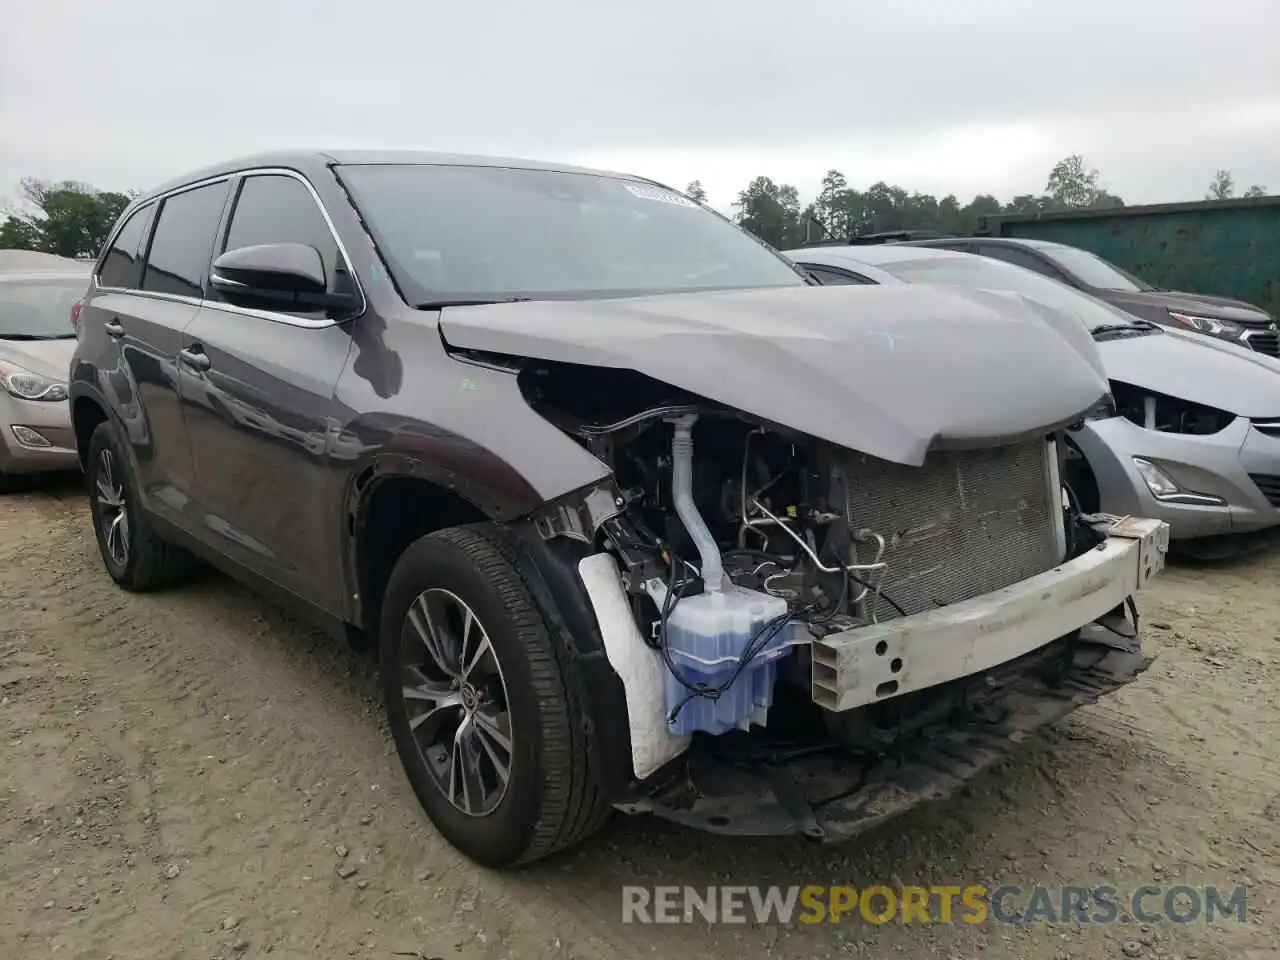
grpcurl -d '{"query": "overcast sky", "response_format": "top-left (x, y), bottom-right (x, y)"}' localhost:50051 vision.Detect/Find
top-left (3, 0), bottom-right (1278, 211)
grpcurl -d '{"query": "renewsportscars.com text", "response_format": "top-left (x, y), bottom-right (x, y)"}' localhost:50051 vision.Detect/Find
top-left (621, 884), bottom-right (1248, 926)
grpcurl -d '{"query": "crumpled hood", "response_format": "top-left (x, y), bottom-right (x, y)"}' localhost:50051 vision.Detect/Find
top-left (0, 336), bottom-right (76, 381)
top-left (1105, 289), bottom-right (1274, 323)
top-left (438, 284), bottom-right (1110, 467)
top-left (1101, 327), bottom-right (1280, 418)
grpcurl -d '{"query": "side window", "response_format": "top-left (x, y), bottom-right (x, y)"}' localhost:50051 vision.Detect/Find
top-left (97, 204), bottom-right (156, 290)
top-left (142, 181), bottom-right (231, 299)
top-left (220, 174), bottom-right (341, 293)
top-left (977, 245), bottom-right (1062, 280)
top-left (802, 265), bottom-right (871, 285)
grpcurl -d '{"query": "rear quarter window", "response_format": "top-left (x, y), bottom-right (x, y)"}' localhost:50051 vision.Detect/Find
top-left (98, 204), bottom-right (156, 290)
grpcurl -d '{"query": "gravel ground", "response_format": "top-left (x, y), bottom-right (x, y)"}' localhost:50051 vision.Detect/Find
top-left (1, 477), bottom-right (1278, 960)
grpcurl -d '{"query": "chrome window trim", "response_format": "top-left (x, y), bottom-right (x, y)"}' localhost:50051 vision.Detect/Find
top-left (93, 172), bottom-right (232, 297)
top-left (91, 166), bottom-right (367, 331)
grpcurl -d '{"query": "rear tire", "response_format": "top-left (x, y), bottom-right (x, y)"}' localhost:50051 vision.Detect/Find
top-left (86, 420), bottom-right (195, 591)
top-left (379, 523), bottom-right (610, 868)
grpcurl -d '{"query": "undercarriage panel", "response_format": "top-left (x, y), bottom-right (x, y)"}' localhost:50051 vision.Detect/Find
top-left (625, 623), bottom-right (1151, 842)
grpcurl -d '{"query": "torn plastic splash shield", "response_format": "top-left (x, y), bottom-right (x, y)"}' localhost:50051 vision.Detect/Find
top-left (624, 625), bottom-right (1153, 843)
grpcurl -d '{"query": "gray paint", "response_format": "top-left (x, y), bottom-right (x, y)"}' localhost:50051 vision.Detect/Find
top-left (0, 335), bottom-right (77, 381)
top-left (783, 243), bottom-right (1280, 544)
top-left (1102, 328), bottom-right (1280, 418)
top-left (438, 283), bottom-right (1111, 467)
top-left (785, 244), bottom-right (1280, 419)
top-left (135, 149), bottom-right (652, 209)
top-left (1103, 287), bottom-right (1271, 323)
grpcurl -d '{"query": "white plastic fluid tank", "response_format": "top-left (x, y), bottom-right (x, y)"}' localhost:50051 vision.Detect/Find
top-left (659, 584), bottom-right (795, 735)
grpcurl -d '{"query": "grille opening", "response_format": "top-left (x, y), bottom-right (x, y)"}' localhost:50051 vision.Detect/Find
top-left (1249, 474), bottom-right (1280, 507)
top-left (1245, 331), bottom-right (1280, 357)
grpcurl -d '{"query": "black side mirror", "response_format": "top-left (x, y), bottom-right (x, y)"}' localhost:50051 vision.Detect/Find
top-left (210, 243), bottom-right (356, 315)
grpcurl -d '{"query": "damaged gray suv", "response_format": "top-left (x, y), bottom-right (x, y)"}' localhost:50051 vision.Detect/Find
top-left (70, 151), bottom-right (1170, 868)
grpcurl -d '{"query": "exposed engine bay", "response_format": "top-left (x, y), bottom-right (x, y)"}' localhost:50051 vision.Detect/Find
top-left (519, 363), bottom-right (1132, 761)
top-left (434, 287), bottom-right (1167, 845)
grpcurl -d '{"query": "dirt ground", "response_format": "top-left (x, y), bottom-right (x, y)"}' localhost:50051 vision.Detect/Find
top-left (1, 477), bottom-right (1277, 960)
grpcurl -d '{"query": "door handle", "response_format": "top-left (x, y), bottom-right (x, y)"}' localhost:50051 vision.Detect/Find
top-left (179, 346), bottom-right (211, 371)
top-left (103, 319), bottom-right (125, 339)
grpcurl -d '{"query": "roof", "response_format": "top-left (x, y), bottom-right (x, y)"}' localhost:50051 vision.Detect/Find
top-left (0, 249), bottom-right (89, 273)
top-left (141, 149), bottom-right (646, 204)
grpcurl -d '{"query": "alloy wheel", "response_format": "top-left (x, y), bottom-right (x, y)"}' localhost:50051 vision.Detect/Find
top-left (94, 448), bottom-right (131, 566)
top-left (399, 588), bottom-right (514, 817)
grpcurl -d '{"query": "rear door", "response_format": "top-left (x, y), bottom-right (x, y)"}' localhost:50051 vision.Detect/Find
top-left (178, 170), bottom-right (358, 612)
top-left (80, 180), bottom-right (231, 528)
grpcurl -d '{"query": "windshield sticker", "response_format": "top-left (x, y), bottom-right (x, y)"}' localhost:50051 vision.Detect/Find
top-left (624, 184), bottom-right (698, 207)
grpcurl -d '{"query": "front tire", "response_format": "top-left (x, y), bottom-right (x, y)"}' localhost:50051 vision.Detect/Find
top-left (379, 524), bottom-right (609, 868)
top-left (86, 420), bottom-right (194, 591)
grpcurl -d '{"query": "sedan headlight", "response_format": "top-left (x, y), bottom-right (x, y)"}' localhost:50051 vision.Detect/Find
top-left (0, 360), bottom-right (69, 402)
top-left (1167, 311), bottom-right (1243, 338)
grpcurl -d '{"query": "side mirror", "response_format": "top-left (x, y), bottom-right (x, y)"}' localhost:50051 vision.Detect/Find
top-left (210, 243), bottom-right (356, 315)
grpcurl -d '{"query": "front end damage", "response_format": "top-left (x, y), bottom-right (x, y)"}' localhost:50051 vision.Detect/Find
top-left (504, 363), bottom-right (1171, 843)
top-left (624, 616), bottom-right (1155, 842)
top-left (438, 284), bottom-right (1169, 844)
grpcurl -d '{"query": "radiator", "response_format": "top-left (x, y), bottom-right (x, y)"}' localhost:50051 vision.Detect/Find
top-left (835, 439), bottom-right (1064, 622)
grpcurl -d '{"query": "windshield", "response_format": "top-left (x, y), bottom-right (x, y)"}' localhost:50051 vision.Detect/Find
top-left (0, 277), bottom-right (86, 339)
top-left (877, 254), bottom-right (1141, 329)
top-left (337, 164), bottom-right (807, 304)
top-left (1039, 245), bottom-right (1152, 292)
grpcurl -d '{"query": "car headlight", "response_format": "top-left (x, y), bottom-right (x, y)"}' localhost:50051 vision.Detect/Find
top-left (0, 360), bottom-right (69, 402)
top-left (1167, 311), bottom-right (1243, 337)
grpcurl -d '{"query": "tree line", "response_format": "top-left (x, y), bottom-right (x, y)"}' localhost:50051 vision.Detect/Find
top-left (687, 156), bottom-right (1269, 250)
top-left (0, 158), bottom-right (1269, 260)
top-left (1, 179), bottom-right (133, 259)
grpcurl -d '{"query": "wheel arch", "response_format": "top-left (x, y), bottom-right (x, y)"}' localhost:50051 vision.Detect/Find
top-left (343, 458), bottom-right (637, 801)
top-left (71, 393), bottom-right (111, 470)
top-left (345, 466), bottom-right (490, 642)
